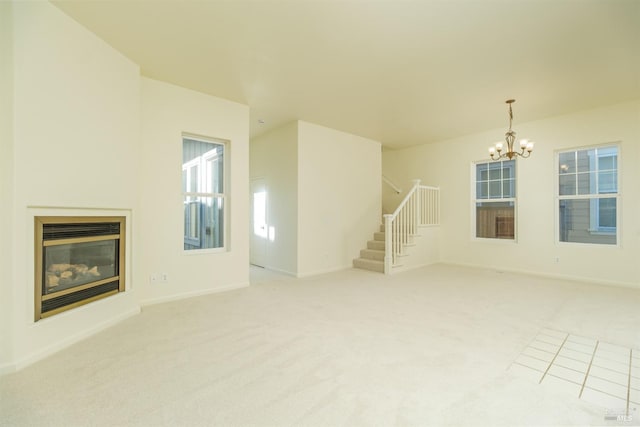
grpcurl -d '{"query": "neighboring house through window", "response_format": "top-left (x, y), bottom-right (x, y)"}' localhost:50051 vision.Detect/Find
top-left (182, 135), bottom-right (226, 251)
top-left (474, 160), bottom-right (516, 239)
top-left (557, 145), bottom-right (619, 245)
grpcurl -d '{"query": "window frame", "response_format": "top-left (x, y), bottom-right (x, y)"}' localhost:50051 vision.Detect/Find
top-left (555, 142), bottom-right (621, 247)
top-left (181, 133), bottom-right (229, 254)
top-left (471, 159), bottom-right (518, 242)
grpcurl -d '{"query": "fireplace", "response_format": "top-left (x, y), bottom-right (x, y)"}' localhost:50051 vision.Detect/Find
top-left (34, 216), bottom-right (125, 321)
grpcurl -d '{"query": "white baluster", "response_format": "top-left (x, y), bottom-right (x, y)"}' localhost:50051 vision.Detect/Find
top-left (384, 214), bottom-right (392, 274)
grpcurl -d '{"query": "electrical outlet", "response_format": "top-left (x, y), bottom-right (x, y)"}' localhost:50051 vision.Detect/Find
top-left (150, 273), bottom-right (169, 284)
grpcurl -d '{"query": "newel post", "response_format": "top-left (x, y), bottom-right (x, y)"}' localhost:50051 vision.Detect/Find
top-left (383, 214), bottom-right (393, 274)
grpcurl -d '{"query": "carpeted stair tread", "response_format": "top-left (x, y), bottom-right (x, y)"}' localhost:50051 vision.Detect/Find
top-left (367, 240), bottom-right (385, 250)
top-left (360, 248), bottom-right (385, 261)
top-left (352, 258), bottom-right (384, 273)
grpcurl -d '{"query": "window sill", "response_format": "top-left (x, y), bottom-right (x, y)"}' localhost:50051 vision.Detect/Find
top-left (472, 237), bottom-right (517, 244)
top-left (182, 247), bottom-right (227, 256)
top-left (556, 241), bottom-right (620, 248)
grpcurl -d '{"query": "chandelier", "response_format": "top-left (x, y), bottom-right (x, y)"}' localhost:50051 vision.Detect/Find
top-left (489, 99), bottom-right (534, 160)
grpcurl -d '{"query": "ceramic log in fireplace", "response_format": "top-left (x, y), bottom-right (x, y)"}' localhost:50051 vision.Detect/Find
top-left (34, 216), bottom-right (125, 321)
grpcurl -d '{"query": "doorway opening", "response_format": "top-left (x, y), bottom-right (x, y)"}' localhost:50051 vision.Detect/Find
top-left (250, 179), bottom-right (267, 268)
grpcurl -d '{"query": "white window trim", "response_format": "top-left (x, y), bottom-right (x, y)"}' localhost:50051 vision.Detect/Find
top-left (554, 142), bottom-right (622, 248)
top-left (470, 159), bottom-right (518, 243)
top-left (182, 133), bottom-right (229, 255)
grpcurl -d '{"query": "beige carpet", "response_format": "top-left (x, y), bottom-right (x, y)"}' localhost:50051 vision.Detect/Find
top-left (1, 264), bottom-right (639, 426)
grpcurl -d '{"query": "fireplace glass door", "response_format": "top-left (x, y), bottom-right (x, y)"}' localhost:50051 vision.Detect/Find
top-left (43, 240), bottom-right (118, 294)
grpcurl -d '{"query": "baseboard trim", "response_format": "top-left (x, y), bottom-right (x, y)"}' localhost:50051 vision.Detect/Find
top-left (260, 266), bottom-right (297, 277)
top-left (0, 362), bottom-right (15, 376)
top-left (140, 281), bottom-right (250, 307)
top-left (3, 306), bottom-right (141, 376)
top-left (296, 265), bottom-right (351, 278)
top-left (440, 261), bottom-right (640, 290)
top-left (390, 261), bottom-right (437, 274)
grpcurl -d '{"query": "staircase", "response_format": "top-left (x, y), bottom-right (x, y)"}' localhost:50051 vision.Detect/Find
top-left (352, 225), bottom-right (390, 273)
top-left (353, 179), bottom-right (439, 274)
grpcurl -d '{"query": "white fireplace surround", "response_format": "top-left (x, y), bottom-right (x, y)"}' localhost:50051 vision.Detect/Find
top-left (11, 207), bottom-right (140, 372)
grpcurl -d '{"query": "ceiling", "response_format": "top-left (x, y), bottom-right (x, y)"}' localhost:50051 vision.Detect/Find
top-left (52, 0), bottom-right (640, 149)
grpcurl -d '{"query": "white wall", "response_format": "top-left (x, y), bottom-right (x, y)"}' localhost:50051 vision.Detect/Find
top-left (381, 175), bottom-right (404, 215)
top-left (5, 1), bottom-right (142, 371)
top-left (250, 122), bottom-right (298, 275)
top-left (1, 2), bottom-right (252, 372)
top-left (298, 121), bottom-right (382, 276)
top-left (138, 78), bottom-right (250, 305)
top-left (383, 100), bottom-right (640, 287)
top-left (391, 227), bottom-right (440, 273)
top-left (0, 1), bottom-right (15, 369)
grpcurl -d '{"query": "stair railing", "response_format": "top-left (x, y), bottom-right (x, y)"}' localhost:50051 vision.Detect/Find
top-left (382, 175), bottom-right (402, 194)
top-left (383, 179), bottom-right (440, 274)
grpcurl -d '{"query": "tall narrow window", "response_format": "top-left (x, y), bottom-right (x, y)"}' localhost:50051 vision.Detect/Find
top-left (557, 145), bottom-right (618, 245)
top-left (182, 136), bottom-right (226, 251)
top-left (474, 160), bottom-right (516, 239)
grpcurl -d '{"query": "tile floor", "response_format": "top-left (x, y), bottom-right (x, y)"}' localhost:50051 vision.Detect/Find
top-left (511, 328), bottom-right (639, 423)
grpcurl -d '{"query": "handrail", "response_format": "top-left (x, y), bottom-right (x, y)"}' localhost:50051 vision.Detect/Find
top-left (391, 179), bottom-right (421, 217)
top-left (382, 175), bottom-right (402, 194)
top-left (383, 179), bottom-right (440, 274)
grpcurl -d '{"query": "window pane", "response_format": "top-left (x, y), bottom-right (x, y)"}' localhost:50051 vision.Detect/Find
top-left (599, 155), bottom-right (616, 171)
top-left (502, 160), bottom-right (515, 179)
top-left (576, 149), bottom-right (592, 173)
top-left (598, 171), bottom-right (617, 193)
top-left (189, 166), bottom-right (198, 192)
top-left (476, 182), bottom-right (488, 199)
top-left (489, 181), bottom-right (501, 198)
top-left (217, 150), bottom-right (224, 192)
top-left (202, 196), bottom-right (224, 249)
top-left (558, 152), bottom-right (575, 174)
top-left (476, 201), bottom-right (514, 239)
top-left (205, 151), bottom-right (224, 194)
top-left (598, 198), bottom-right (616, 228)
top-left (488, 163), bottom-right (501, 180)
top-left (184, 196), bottom-right (200, 243)
top-left (598, 147), bottom-right (618, 166)
top-left (503, 179), bottom-right (515, 198)
top-left (183, 196), bottom-right (224, 250)
top-left (476, 163), bottom-right (488, 181)
top-left (577, 172), bottom-right (593, 195)
top-left (558, 199), bottom-right (616, 245)
top-left (559, 175), bottom-right (575, 196)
